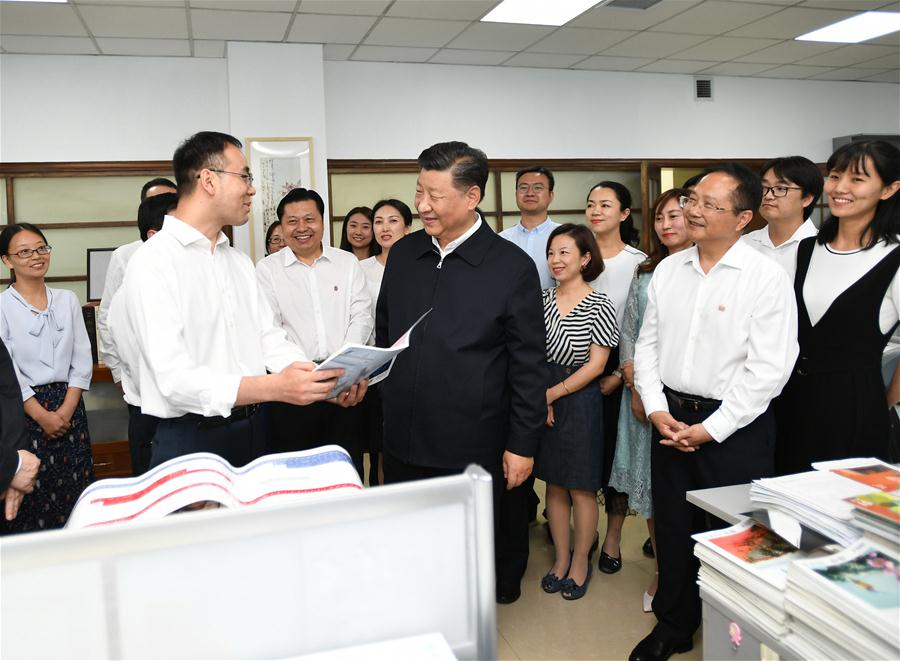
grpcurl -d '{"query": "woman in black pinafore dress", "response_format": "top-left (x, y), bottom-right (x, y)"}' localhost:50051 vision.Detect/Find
top-left (776, 140), bottom-right (900, 475)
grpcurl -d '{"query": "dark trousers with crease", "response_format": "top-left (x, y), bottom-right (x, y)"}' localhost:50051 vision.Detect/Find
top-left (651, 392), bottom-right (774, 643)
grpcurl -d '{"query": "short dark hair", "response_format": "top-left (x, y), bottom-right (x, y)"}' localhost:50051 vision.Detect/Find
top-left (373, 199), bottom-right (414, 227)
top-left (819, 140), bottom-right (900, 249)
top-left (417, 141), bottom-right (488, 203)
top-left (0, 223), bottom-right (48, 257)
top-left (276, 188), bottom-right (325, 221)
top-left (265, 221), bottom-right (282, 255)
top-left (588, 181), bottom-right (639, 246)
top-left (515, 166), bottom-right (555, 191)
top-left (140, 177), bottom-right (177, 201)
top-left (759, 156), bottom-right (823, 220)
top-left (137, 192), bottom-right (177, 241)
top-left (701, 163), bottom-right (762, 215)
top-left (172, 131), bottom-right (242, 196)
top-left (547, 223), bottom-right (603, 282)
top-left (339, 206), bottom-right (380, 257)
top-left (639, 188), bottom-right (689, 275)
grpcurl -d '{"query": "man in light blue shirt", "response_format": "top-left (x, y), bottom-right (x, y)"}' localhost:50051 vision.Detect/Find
top-left (499, 166), bottom-right (559, 290)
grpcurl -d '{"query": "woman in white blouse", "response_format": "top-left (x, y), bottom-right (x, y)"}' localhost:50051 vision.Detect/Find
top-left (358, 199), bottom-right (412, 486)
top-left (0, 223), bottom-right (93, 532)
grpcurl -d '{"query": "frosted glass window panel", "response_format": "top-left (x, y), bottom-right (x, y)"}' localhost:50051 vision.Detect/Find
top-left (330, 172), bottom-right (419, 217)
top-left (0, 179), bottom-right (7, 224)
top-left (51, 282), bottom-right (88, 305)
top-left (13, 176), bottom-right (158, 223)
top-left (41, 227), bottom-right (138, 277)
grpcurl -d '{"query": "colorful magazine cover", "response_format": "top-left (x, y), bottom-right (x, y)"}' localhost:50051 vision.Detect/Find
top-left (708, 522), bottom-right (796, 563)
top-left (847, 492), bottom-right (900, 526)
top-left (811, 547), bottom-right (900, 610)
top-left (831, 462), bottom-right (900, 493)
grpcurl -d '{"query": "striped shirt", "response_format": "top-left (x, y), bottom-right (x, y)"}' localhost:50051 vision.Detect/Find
top-left (544, 288), bottom-right (619, 367)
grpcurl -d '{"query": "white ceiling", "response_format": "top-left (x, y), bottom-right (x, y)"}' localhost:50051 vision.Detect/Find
top-left (0, 0), bottom-right (898, 83)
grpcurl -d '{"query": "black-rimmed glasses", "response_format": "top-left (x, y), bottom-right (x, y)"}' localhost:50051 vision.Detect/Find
top-left (762, 185), bottom-right (802, 198)
top-left (8, 245), bottom-right (52, 259)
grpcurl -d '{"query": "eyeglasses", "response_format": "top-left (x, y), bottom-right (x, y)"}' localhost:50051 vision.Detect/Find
top-left (7, 245), bottom-right (52, 259)
top-left (517, 183), bottom-right (548, 193)
top-left (762, 185), bottom-right (802, 198)
top-left (201, 169), bottom-right (255, 186)
top-left (267, 236), bottom-right (285, 245)
top-left (678, 195), bottom-right (743, 215)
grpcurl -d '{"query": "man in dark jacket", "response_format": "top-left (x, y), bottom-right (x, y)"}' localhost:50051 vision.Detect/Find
top-left (0, 339), bottom-right (40, 525)
top-left (376, 141), bottom-right (546, 603)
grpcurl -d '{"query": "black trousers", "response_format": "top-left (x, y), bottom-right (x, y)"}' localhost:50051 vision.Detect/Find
top-left (383, 451), bottom-right (531, 593)
top-left (150, 416), bottom-right (258, 469)
top-left (651, 392), bottom-right (775, 643)
top-left (127, 404), bottom-right (159, 477)
top-left (267, 401), bottom-right (363, 478)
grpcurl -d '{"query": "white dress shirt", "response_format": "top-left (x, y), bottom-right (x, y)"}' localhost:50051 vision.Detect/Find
top-left (98, 238), bottom-right (142, 381)
top-left (742, 219), bottom-right (817, 279)
top-left (433, 217), bottom-right (482, 264)
top-left (110, 214), bottom-right (306, 418)
top-left (360, 256), bottom-right (385, 345)
top-left (256, 245), bottom-right (373, 361)
top-left (0, 286), bottom-right (93, 401)
top-left (499, 217), bottom-right (559, 290)
top-left (634, 240), bottom-right (798, 442)
top-left (589, 244), bottom-right (648, 330)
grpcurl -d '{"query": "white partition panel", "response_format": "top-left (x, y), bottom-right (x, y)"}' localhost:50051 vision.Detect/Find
top-left (1, 466), bottom-right (496, 660)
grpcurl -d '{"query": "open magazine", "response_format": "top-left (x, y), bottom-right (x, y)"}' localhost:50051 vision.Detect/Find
top-left (314, 309), bottom-right (431, 398)
top-left (66, 445), bottom-right (362, 529)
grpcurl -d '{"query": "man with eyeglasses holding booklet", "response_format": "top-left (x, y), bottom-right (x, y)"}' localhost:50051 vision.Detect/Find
top-left (629, 165), bottom-right (798, 661)
top-left (109, 131), bottom-right (364, 471)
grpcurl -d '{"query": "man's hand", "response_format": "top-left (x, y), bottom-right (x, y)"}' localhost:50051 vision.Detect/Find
top-left (661, 423), bottom-right (714, 453)
top-left (502, 451), bottom-right (533, 490)
top-left (330, 380), bottom-right (368, 407)
top-left (648, 410), bottom-right (688, 441)
top-left (278, 362), bottom-right (344, 405)
top-left (3, 487), bottom-right (24, 521)
top-left (9, 450), bottom-right (39, 493)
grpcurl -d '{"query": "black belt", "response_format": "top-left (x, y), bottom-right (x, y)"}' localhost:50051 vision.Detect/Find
top-left (172, 405), bottom-right (258, 430)
top-left (663, 386), bottom-right (721, 413)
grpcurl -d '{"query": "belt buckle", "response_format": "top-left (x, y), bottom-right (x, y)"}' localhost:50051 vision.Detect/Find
top-left (690, 400), bottom-right (700, 413)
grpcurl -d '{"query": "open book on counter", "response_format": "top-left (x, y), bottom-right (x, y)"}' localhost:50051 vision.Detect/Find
top-left (314, 309), bottom-right (431, 398)
top-left (66, 445), bottom-right (362, 529)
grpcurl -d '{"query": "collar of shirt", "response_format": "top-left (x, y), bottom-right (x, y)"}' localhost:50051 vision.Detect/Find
top-left (756, 219), bottom-right (818, 249)
top-left (163, 214), bottom-right (229, 250)
top-left (280, 244), bottom-right (331, 268)
top-left (514, 217), bottom-right (554, 234)
top-left (432, 215), bottom-right (482, 261)
top-left (684, 239), bottom-right (752, 277)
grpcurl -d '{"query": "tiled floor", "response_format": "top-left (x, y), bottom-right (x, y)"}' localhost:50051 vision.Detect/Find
top-left (496, 481), bottom-right (703, 661)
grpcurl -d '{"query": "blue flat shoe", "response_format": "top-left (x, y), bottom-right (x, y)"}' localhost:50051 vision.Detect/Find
top-left (542, 553), bottom-right (573, 594)
top-left (561, 562), bottom-right (593, 601)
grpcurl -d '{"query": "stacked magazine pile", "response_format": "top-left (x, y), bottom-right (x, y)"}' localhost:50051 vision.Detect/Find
top-left (838, 462), bottom-right (900, 550)
top-left (66, 445), bottom-right (363, 529)
top-left (784, 540), bottom-right (900, 659)
top-left (749, 458), bottom-right (899, 547)
top-left (693, 520), bottom-right (806, 639)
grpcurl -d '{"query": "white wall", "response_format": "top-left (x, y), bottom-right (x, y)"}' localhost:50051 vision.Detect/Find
top-left (323, 60), bottom-right (900, 162)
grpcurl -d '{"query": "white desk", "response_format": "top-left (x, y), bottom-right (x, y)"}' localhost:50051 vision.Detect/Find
top-left (686, 483), bottom-right (752, 525)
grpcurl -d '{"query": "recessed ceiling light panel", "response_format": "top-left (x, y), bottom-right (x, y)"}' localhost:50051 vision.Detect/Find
top-left (481, 0), bottom-right (601, 27)
top-left (796, 11), bottom-right (900, 44)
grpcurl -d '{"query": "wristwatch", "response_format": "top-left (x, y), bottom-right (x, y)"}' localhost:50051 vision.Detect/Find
top-left (611, 369), bottom-right (623, 380)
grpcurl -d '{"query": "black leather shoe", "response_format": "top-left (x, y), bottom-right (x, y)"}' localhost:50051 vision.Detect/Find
top-left (628, 632), bottom-right (693, 661)
top-left (599, 549), bottom-right (622, 574)
top-left (642, 537), bottom-right (655, 558)
top-left (496, 585), bottom-right (521, 604)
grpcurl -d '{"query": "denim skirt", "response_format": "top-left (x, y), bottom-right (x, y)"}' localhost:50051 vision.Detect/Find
top-left (535, 363), bottom-right (604, 492)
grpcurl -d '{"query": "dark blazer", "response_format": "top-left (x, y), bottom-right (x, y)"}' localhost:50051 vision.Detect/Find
top-left (376, 219), bottom-right (547, 471)
top-left (0, 339), bottom-right (29, 491)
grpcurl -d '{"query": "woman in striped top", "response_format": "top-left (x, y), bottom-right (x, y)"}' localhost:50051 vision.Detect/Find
top-left (536, 224), bottom-right (619, 600)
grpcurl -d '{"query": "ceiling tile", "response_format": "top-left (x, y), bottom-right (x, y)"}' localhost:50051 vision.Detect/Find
top-left (287, 14), bottom-right (376, 43)
top-left (601, 31), bottom-right (709, 58)
top-left (637, 58), bottom-right (717, 73)
top-left (323, 43), bottom-right (356, 60)
top-left (797, 43), bottom-right (898, 66)
top-left (191, 9), bottom-right (290, 40)
top-left (698, 61), bottom-right (779, 75)
top-left (501, 52), bottom-right (585, 68)
top-left (429, 48), bottom-right (515, 65)
top-left (0, 3), bottom-right (87, 37)
top-left (74, 0), bottom-right (183, 6)
top-left (350, 45), bottom-right (437, 62)
top-left (673, 36), bottom-right (781, 60)
top-left (96, 37), bottom-right (191, 56)
top-left (868, 31), bottom-right (900, 47)
top-left (758, 63), bottom-right (836, 77)
top-left (190, 1), bottom-right (297, 9)
top-left (194, 39), bottom-right (226, 57)
top-left (572, 55), bottom-right (654, 71)
top-left (809, 66), bottom-right (890, 80)
top-left (446, 23), bottom-right (555, 51)
top-left (387, 0), bottom-right (497, 21)
top-left (799, 0), bottom-right (895, 9)
top-left (849, 52), bottom-right (900, 68)
top-left (732, 39), bottom-right (840, 63)
top-left (526, 27), bottom-right (635, 55)
top-left (79, 6), bottom-right (188, 39)
top-left (0, 35), bottom-right (96, 54)
top-left (649, 1), bottom-right (785, 36)
top-left (299, 0), bottom-right (392, 16)
top-left (570, 0), bottom-right (703, 31)
top-left (860, 69), bottom-right (900, 82)
top-left (364, 17), bottom-right (469, 48)
top-left (728, 7), bottom-right (856, 39)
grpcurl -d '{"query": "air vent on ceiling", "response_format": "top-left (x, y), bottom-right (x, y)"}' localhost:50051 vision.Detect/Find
top-left (694, 78), bottom-right (713, 101)
top-left (602, 0), bottom-right (664, 9)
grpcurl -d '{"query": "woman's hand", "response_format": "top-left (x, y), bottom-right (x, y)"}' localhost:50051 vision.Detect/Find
top-left (39, 410), bottom-right (70, 439)
top-left (546, 404), bottom-right (555, 427)
top-left (599, 374), bottom-right (622, 396)
top-left (630, 388), bottom-right (647, 423)
top-left (621, 362), bottom-right (635, 389)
